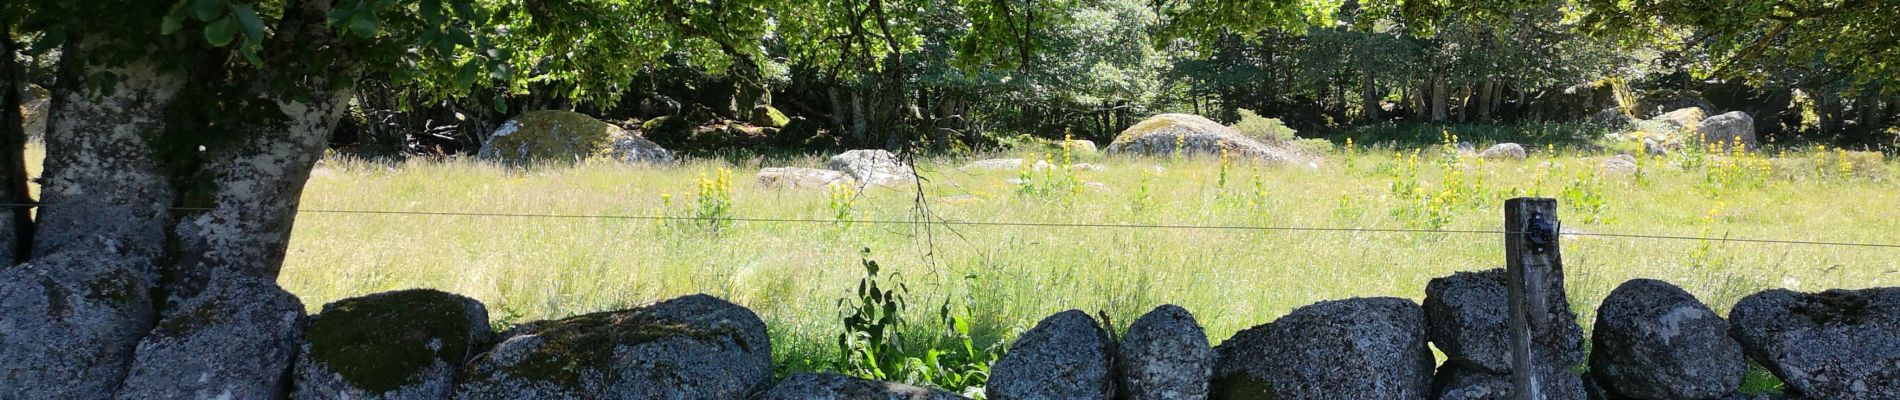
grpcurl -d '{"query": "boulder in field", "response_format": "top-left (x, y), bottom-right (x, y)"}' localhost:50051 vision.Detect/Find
top-left (1602, 155), bottom-right (1639, 175)
top-left (1652, 107), bottom-right (1706, 133)
top-left (457, 294), bottom-right (773, 399)
top-left (1480, 143), bottom-right (1528, 160)
top-left (751, 105), bottom-right (790, 128)
top-left (294, 289), bottom-right (492, 400)
top-left (1106, 114), bottom-right (1306, 164)
top-left (1119, 305), bottom-right (1213, 400)
top-left (826, 149), bottom-right (917, 187)
top-left (761, 373), bottom-right (969, 400)
top-left (1697, 111), bottom-right (1757, 149)
top-left (115, 278), bottom-right (306, 400)
top-left (1636, 91), bottom-right (1716, 118)
top-left (1729, 287), bottom-right (1900, 399)
top-left (1592, 108), bottom-right (1636, 128)
top-left (987, 310), bottom-right (1113, 400)
top-left (1065, 139), bottom-right (1099, 155)
top-left (479, 110), bottom-right (672, 166)
top-left (1591, 279), bottom-right (1745, 400)
top-left (1213, 297), bottom-right (1433, 399)
top-left (757, 167), bottom-right (852, 189)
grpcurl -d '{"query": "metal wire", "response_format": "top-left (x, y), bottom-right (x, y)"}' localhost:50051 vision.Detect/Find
top-left (8, 203), bottom-right (1889, 249)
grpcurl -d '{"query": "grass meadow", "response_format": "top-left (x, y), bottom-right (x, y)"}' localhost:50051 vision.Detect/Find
top-left (34, 131), bottom-right (1899, 394)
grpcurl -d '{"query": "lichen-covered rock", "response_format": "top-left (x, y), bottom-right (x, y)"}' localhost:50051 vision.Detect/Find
top-left (1729, 287), bottom-right (1900, 400)
top-left (0, 254), bottom-right (155, 399)
top-left (1591, 279), bottom-right (1745, 400)
top-left (1432, 365), bottom-right (1512, 400)
top-left (1636, 91), bottom-right (1716, 118)
top-left (1592, 108), bottom-right (1635, 128)
top-left (1652, 108), bottom-right (1706, 133)
top-left (826, 149), bottom-right (917, 187)
top-left (752, 105), bottom-right (790, 128)
top-left (1213, 297), bottom-right (1433, 399)
top-left (761, 373), bottom-right (970, 400)
top-left (294, 289), bottom-right (491, 400)
top-left (1106, 114), bottom-right (1307, 164)
top-left (1065, 139), bottom-right (1099, 155)
top-left (1480, 143), bottom-right (1528, 160)
top-left (987, 310), bottom-right (1113, 400)
top-left (478, 110), bottom-right (672, 166)
top-left (1602, 155), bottom-right (1639, 175)
top-left (1424, 269), bottom-right (1515, 373)
top-left (457, 294), bottom-right (772, 399)
top-left (1119, 305), bottom-right (1212, 400)
top-left (115, 278), bottom-right (306, 400)
top-left (1696, 111), bottom-right (1756, 149)
top-left (757, 167), bottom-right (852, 189)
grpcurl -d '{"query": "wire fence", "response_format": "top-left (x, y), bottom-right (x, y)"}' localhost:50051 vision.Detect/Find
top-left (8, 203), bottom-right (1892, 250)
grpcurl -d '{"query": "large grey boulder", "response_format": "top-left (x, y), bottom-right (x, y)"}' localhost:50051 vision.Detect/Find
top-left (457, 294), bottom-right (773, 399)
top-left (987, 310), bottom-right (1113, 400)
top-left (1729, 287), bottom-right (1900, 399)
top-left (0, 253), bottom-right (156, 399)
top-left (294, 289), bottom-right (491, 400)
top-left (1480, 143), bottom-right (1528, 161)
top-left (1652, 108), bottom-right (1705, 133)
top-left (757, 167), bottom-right (852, 189)
top-left (1106, 114), bottom-right (1307, 164)
top-left (826, 149), bottom-right (917, 187)
top-left (1696, 111), bottom-right (1756, 149)
top-left (115, 278), bottom-right (306, 399)
top-left (761, 373), bottom-right (969, 400)
top-left (478, 110), bottom-right (672, 166)
top-left (1119, 305), bottom-right (1213, 400)
top-left (1591, 279), bottom-right (1744, 400)
top-left (1213, 297), bottom-right (1433, 399)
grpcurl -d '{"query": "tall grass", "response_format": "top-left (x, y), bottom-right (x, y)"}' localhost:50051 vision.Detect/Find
top-left (264, 140), bottom-right (1899, 392)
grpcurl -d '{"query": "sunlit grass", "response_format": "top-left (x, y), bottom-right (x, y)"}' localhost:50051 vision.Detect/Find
top-left (266, 141), bottom-right (1900, 380)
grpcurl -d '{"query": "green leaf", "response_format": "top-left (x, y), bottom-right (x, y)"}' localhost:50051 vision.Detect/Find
top-left (192, 0), bottom-right (224, 21)
top-left (455, 61), bottom-right (482, 87)
top-left (348, 13), bottom-right (381, 37)
top-left (204, 16), bottom-right (238, 47)
top-left (232, 4), bottom-right (265, 42)
top-left (419, 0), bottom-right (442, 22)
top-left (241, 46), bottom-right (264, 66)
top-left (161, 15), bottom-right (184, 35)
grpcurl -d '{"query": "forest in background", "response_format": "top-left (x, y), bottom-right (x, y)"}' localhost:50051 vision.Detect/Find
top-left (10, 0), bottom-right (1899, 157)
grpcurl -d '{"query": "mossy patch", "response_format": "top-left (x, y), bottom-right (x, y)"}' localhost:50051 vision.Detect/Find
top-left (502, 308), bottom-right (740, 388)
top-left (1794, 289), bottom-right (1874, 326)
top-left (484, 110), bottom-right (623, 164)
top-left (751, 105), bottom-right (789, 128)
top-left (1210, 372), bottom-right (1277, 400)
top-left (1111, 113), bottom-right (1234, 145)
top-left (306, 289), bottom-right (476, 393)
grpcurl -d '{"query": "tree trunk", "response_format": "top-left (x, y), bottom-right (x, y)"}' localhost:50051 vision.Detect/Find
top-left (1360, 67), bottom-right (1379, 122)
top-left (0, 22), bottom-right (34, 265)
top-left (0, 38), bottom-right (186, 399)
top-left (1477, 80), bottom-right (1495, 122)
top-left (1, 0), bottom-right (357, 396)
top-left (1431, 74), bottom-right (1449, 122)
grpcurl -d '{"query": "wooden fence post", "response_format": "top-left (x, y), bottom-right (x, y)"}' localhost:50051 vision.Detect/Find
top-left (1505, 198), bottom-right (1562, 400)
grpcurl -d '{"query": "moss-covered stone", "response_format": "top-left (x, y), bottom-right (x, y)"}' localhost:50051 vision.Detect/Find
top-left (457, 294), bottom-right (772, 399)
top-left (479, 110), bottom-right (670, 165)
top-left (751, 105), bottom-right (789, 128)
top-left (303, 289), bottom-right (486, 394)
